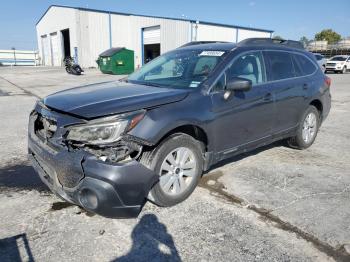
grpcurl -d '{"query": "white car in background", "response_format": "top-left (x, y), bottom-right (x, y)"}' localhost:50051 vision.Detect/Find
top-left (313, 53), bottom-right (326, 72)
top-left (325, 55), bottom-right (350, 74)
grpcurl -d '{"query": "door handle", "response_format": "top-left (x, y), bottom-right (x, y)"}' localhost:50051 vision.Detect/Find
top-left (303, 83), bottom-right (308, 90)
top-left (263, 93), bottom-right (272, 101)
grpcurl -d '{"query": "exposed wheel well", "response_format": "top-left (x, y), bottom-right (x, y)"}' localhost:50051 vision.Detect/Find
top-left (166, 125), bottom-right (207, 149)
top-left (310, 99), bottom-right (323, 117)
top-left (144, 125), bottom-right (209, 153)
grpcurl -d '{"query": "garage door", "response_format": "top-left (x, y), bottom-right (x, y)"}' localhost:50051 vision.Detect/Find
top-left (41, 35), bottom-right (50, 66)
top-left (50, 32), bottom-right (61, 66)
top-left (143, 26), bottom-right (161, 45)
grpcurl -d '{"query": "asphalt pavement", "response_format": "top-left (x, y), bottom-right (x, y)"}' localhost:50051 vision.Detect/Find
top-left (0, 66), bottom-right (349, 261)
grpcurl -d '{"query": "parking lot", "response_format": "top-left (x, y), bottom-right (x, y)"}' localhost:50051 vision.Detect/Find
top-left (0, 66), bottom-right (349, 261)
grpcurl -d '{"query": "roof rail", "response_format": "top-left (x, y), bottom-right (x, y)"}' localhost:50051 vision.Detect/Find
top-left (179, 41), bottom-right (230, 48)
top-left (238, 38), bottom-right (304, 49)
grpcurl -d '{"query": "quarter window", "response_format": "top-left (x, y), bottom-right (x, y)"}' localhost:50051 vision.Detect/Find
top-left (265, 51), bottom-right (296, 81)
top-left (293, 54), bottom-right (317, 76)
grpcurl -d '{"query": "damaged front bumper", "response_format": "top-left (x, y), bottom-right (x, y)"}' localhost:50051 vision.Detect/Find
top-left (28, 104), bottom-right (158, 218)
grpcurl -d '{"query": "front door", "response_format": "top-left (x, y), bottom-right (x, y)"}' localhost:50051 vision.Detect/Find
top-left (210, 51), bottom-right (274, 154)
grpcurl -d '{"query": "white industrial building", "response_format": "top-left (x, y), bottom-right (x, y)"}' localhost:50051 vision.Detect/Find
top-left (36, 5), bottom-right (273, 68)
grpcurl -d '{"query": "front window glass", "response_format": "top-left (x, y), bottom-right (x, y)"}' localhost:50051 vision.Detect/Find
top-left (330, 56), bottom-right (347, 61)
top-left (227, 51), bottom-right (266, 85)
top-left (212, 73), bottom-right (226, 92)
top-left (128, 49), bottom-right (227, 89)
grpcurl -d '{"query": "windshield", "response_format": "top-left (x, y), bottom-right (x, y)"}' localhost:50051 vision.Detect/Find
top-left (330, 56), bottom-right (347, 61)
top-left (128, 49), bottom-right (228, 89)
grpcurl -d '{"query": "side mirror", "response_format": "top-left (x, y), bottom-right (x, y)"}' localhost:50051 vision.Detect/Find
top-left (226, 77), bottom-right (252, 92)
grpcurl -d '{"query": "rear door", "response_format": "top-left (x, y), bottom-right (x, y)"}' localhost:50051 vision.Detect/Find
top-left (210, 51), bottom-right (275, 153)
top-left (264, 50), bottom-right (316, 134)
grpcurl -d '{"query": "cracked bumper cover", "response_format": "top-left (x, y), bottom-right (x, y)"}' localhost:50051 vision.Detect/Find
top-left (28, 130), bottom-right (158, 218)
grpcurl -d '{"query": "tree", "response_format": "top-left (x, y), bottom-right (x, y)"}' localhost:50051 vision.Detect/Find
top-left (315, 29), bottom-right (341, 44)
top-left (273, 35), bottom-right (284, 40)
top-left (299, 36), bottom-right (309, 47)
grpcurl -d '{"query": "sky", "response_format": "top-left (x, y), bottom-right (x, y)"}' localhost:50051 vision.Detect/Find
top-left (0, 0), bottom-right (349, 50)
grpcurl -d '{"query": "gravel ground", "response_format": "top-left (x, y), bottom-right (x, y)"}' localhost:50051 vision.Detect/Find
top-left (0, 67), bottom-right (349, 261)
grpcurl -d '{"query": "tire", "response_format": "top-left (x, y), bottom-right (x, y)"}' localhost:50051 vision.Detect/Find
top-left (342, 66), bottom-right (347, 74)
top-left (74, 66), bottom-right (82, 75)
top-left (140, 133), bottom-right (204, 207)
top-left (288, 105), bottom-right (320, 149)
top-left (71, 68), bottom-right (81, 75)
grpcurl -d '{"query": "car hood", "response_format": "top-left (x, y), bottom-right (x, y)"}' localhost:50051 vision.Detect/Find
top-left (328, 60), bottom-right (345, 64)
top-left (43, 81), bottom-right (189, 119)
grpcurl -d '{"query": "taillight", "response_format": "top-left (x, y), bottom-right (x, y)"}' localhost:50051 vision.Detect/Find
top-left (324, 76), bottom-right (331, 88)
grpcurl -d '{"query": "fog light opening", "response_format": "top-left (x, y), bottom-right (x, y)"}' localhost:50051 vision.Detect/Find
top-left (79, 189), bottom-right (98, 210)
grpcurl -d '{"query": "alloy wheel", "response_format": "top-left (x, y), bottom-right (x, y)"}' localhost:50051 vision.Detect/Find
top-left (302, 112), bottom-right (317, 143)
top-left (159, 147), bottom-right (197, 196)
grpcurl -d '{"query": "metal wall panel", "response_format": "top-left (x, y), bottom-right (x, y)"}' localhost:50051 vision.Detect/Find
top-left (159, 19), bottom-right (190, 53)
top-left (77, 11), bottom-right (110, 67)
top-left (237, 29), bottom-right (271, 42)
top-left (110, 14), bottom-right (189, 68)
top-left (110, 14), bottom-right (132, 48)
top-left (37, 6), bottom-right (272, 68)
top-left (36, 7), bottom-right (78, 65)
top-left (195, 24), bottom-right (237, 42)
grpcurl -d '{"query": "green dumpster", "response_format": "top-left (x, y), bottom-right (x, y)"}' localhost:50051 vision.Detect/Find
top-left (97, 47), bottom-right (134, 75)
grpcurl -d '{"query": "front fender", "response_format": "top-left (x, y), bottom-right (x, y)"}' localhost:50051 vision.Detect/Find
top-left (128, 92), bottom-right (214, 151)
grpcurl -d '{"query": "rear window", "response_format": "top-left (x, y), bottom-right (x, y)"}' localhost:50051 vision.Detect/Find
top-left (293, 54), bottom-right (317, 76)
top-left (264, 51), bottom-right (296, 81)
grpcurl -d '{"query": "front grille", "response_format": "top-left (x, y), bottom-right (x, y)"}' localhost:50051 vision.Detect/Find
top-left (326, 63), bottom-right (336, 66)
top-left (57, 171), bottom-right (84, 188)
top-left (34, 114), bottom-right (57, 141)
top-left (31, 153), bottom-right (54, 186)
top-left (55, 152), bottom-right (85, 188)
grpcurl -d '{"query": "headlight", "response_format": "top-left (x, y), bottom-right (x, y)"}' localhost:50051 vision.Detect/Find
top-left (66, 110), bottom-right (145, 145)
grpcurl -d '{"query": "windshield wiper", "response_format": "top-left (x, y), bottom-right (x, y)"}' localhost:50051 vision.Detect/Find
top-left (119, 77), bottom-right (128, 83)
top-left (136, 81), bottom-right (164, 88)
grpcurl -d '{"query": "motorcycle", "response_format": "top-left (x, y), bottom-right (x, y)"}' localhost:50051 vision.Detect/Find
top-left (64, 57), bottom-right (84, 75)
